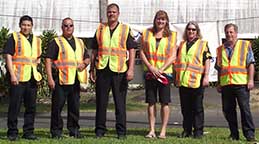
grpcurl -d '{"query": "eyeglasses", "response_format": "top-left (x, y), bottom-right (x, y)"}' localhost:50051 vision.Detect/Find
top-left (63, 24), bottom-right (74, 28)
top-left (187, 28), bottom-right (196, 31)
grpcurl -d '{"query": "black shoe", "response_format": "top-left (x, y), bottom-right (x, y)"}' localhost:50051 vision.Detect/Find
top-left (179, 131), bottom-right (192, 138)
top-left (246, 137), bottom-right (256, 142)
top-left (69, 131), bottom-right (82, 138)
top-left (8, 135), bottom-right (18, 141)
top-left (228, 135), bottom-right (239, 140)
top-left (22, 134), bottom-right (38, 140)
top-left (117, 135), bottom-right (126, 140)
top-left (95, 133), bottom-right (104, 139)
top-left (51, 134), bottom-right (62, 139)
top-left (193, 134), bottom-right (203, 139)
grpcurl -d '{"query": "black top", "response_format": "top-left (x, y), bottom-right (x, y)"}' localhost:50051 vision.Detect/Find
top-left (45, 36), bottom-right (89, 60)
top-left (4, 33), bottom-right (33, 55)
top-left (92, 22), bottom-right (138, 50)
top-left (178, 38), bottom-right (212, 64)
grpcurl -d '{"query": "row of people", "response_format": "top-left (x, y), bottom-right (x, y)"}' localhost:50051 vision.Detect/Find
top-left (3, 3), bottom-right (256, 142)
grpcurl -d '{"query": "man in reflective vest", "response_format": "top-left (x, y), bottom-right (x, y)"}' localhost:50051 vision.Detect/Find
top-left (45, 17), bottom-right (90, 139)
top-left (90, 3), bottom-right (137, 139)
top-left (215, 23), bottom-right (256, 142)
top-left (4, 15), bottom-right (42, 141)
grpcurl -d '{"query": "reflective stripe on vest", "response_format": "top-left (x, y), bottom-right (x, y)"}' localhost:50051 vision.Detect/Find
top-left (142, 29), bottom-right (177, 74)
top-left (216, 40), bottom-right (249, 86)
top-left (96, 23), bottom-right (129, 72)
top-left (12, 32), bottom-right (42, 82)
top-left (174, 39), bottom-right (207, 88)
top-left (53, 36), bottom-right (88, 85)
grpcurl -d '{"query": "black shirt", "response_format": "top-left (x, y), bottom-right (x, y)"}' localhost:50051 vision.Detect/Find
top-left (92, 22), bottom-right (138, 50)
top-left (4, 33), bottom-right (33, 56)
top-left (45, 37), bottom-right (89, 60)
top-left (177, 38), bottom-right (211, 64)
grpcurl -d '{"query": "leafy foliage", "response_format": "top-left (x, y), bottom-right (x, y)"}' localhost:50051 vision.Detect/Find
top-left (0, 27), bottom-right (10, 97)
top-left (252, 37), bottom-right (259, 71)
top-left (37, 30), bottom-right (57, 98)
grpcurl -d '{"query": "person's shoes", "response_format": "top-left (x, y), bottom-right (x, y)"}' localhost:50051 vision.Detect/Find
top-left (22, 134), bottom-right (38, 140)
top-left (69, 132), bottom-right (82, 138)
top-left (246, 137), bottom-right (256, 142)
top-left (117, 135), bottom-right (127, 140)
top-left (158, 135), bottom-right (166, 139)
top-left (8, 135), bottom-right (18, 141)
top-left (145, 132), bottom-right (156, 138)
top-left (95, 133), bottom-right (104, 139)
top-left (51, 134), bottom-right (62, 139)
top-left (228, 135), bottom-right (239, 140)
top-left (179, 131), bottom-right (192, 138)
top-left (193, 134), bottom-right (203, 139)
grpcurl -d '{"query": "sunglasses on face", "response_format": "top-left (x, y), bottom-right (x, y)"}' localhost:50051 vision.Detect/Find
top-left (187, 28), bottom-right (196, 31)
top-left (63, 24), bottom-right (74, 28)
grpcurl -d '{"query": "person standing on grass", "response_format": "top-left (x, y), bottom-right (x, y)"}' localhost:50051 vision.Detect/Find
top-left (140, 10), bottom-right (177, 139)
top-left (174, 21), bottom-right (211, 139)
top-left (215, 23), bottom-right (256, 142)
top-left (45, 17), bottom-right (90, 139)
top-left (90, 3), bottom-right (137, 139)
top-left (4, 15), bottom-right (42, 141)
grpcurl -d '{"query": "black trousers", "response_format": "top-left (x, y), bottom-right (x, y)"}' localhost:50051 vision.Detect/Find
top-left (221, 85), bottom-right (255, 139)
top-left (95, 68), bottom-right (128, 136)
top-left (179, 86), bottom-right (204, 136)
top-left (50, 80), bottom-right (80, 136)
top-left (7, 78), bottom-right (37, 137)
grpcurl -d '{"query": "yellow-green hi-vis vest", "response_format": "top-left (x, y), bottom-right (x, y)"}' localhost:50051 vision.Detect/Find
top-left (53, 36), bottom-right (88, 85)
top-left (174, 39), bottom-right (207, 88)
top-left (96, 23), bottom-right (129, 73)
top-left (142, 29), bottom-right (177, 74)
top-left (12, 32), bottom-right (42, 82)
top-left (216, 40), bottom-right (249, 86)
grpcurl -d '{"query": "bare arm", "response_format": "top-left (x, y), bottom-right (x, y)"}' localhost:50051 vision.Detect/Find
top-left (5, 54), bottom-right (18, 85)
top-left (159, 47), bottom-right (176, 73)
top-left (247, 63), bottom-right (255, 90)
top-left (90, 49), bottom-right (97, 83)
top-left (140, 47), bottom-right (160, 78)
top-left (126, 48), bottom-right (135, 81)
top-left (202, 58), bottom-right (210, 87)
top-left (45, 58), bottom-right (55, 89)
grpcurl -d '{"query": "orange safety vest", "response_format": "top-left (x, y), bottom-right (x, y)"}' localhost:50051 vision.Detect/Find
top-left (53, 36), bottom-right (88, 85)
top-left (216, 40), bottom-right (249, 86)
top-left (12, 32), bottom-right (42, 82)
top-left (174, 39), bottom-right (207, 88)
top-left (96, 23), bottom-right (129, 72)
top-left (142, 29), bottom-right (177, 74)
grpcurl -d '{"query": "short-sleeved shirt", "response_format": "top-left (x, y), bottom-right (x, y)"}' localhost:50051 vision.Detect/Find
top-left (45, 36), bottom-right (89, 60)
top-left (3, 33), bottom-right (33, 56)
top-left (214, 41), bottom-right (255, 71)
top-left (92, 22), bottom-right (138, 50)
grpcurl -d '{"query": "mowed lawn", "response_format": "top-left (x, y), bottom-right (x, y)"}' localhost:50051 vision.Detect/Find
top-left (0, 128), bottom-right (258, 144)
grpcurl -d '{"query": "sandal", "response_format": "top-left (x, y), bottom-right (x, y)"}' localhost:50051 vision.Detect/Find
top-left (145, 133), bottom-right (156, 138)
top-left (158, 135), bottom-right (166, 139)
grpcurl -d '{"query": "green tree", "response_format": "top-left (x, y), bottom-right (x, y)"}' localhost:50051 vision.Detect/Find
top-left (37, 30), bottom-right (57, 98)
top-left (0, 27), bottom-right (10, 97)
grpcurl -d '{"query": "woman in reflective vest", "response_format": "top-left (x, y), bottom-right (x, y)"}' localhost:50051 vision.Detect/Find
top-left (12, 32), bottom-right (42, 82)
top-left (140, 10), bottom-right (177, 139)
top-left (174, 21), bottom-right (211, 139)
top-left (53, 36), bottom-right (88, 85)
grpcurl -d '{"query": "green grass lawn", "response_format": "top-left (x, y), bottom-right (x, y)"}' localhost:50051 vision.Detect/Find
top-left (0, 128), bottom-right (258, 144)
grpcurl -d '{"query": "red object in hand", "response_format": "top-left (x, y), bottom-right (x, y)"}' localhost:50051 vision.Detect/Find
top-left (145, 72), bottom-right (169, 85)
